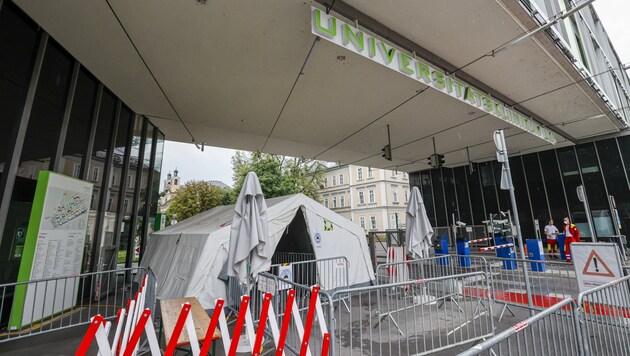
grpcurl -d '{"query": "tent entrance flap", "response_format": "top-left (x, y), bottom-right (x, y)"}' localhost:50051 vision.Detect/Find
top-left (272, 209), bottom-right (315, 265)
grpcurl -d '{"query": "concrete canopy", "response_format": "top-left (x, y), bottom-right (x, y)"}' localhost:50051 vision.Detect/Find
top-left (13, 0), bottom-right (624, 171)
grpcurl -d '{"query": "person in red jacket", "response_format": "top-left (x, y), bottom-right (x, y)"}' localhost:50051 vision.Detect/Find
top-left (563, 217), bottom-right (580, 262)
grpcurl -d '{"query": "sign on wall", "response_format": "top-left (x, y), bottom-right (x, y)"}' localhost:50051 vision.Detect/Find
top-left (311, 6), bottom-right (558, 144)
top-left (10, 171), bottom-right (93, 329)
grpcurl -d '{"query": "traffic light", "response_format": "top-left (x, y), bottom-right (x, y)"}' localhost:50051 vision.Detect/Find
top-left (427, 153), bottom-right (445, 168)
top-left (382, 144), bottom-right (392, 161)
top-left (437, 154), bottom-right (445, 167)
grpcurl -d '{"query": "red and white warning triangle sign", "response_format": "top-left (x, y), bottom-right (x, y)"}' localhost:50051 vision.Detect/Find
top-left (582, 250), bottom-right (615, 277)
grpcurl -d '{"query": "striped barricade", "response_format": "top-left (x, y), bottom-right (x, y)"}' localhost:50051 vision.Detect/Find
top-left (478, 243), bottom-right (514, 252)
top-left (76, 275), bottom-right (161, 356)
top-left (78, 285), bottom-right (330, 356)
top-left (469, 237), bottom-right (493, 244)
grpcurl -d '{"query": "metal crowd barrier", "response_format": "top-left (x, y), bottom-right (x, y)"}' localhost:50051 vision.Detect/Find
top-left (576, 274), bottom-right (630, 356)
top-left (482, 256), bottom-right (578, 317)
top-left (271, 251), bottom-right (316, 265)
top-left (377, 254), bottom-right (579, 316)
top-left (325, 271), bottom-right (494, 356)
top-left (268, 256), bottom-right (350, 291)
top-left (0, 266), bottom-right (154, 344)
top-left (258, 272), bottom-right (333, 355)
top-left (375, 255), bottom-right (490, 285)
top-left (226, 256), bottom-right (349, 324)
top-left (457, 298), bottom-right (581, 356)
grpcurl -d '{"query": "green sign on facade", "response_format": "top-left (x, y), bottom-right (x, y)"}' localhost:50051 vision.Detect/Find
top-left (311, 6), bottom-right (558, 144)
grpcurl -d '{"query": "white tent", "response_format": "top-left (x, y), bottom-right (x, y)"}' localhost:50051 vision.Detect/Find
top-left (140, 193), bottom-right (375, 309)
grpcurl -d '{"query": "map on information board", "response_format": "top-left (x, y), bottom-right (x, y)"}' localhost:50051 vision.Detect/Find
top-left (43, 189), bottom-right (89, 230)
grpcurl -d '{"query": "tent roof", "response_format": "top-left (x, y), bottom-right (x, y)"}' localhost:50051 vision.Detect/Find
top-left (155, 193), bottom-right (362, 237)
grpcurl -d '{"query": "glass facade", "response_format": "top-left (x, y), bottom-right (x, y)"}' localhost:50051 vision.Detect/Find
top-left (410, 135), bottom-right (630, 247)
top-left (0, 1), bottom-right (164, 285)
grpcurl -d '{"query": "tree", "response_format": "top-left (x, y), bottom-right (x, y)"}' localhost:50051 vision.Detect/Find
top-left (231, 151), bottom-right (326, 202)
top-left (166, 180), bottom-right (230, 221)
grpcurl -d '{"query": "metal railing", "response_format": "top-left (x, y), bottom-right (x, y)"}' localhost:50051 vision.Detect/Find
top-left (325, 271), bottom-right (494, 356)
top-left (271, 251), bottom-right (316, 265)
top-left (482, 256), bottom-right (579, 315)
top-left (269, 256), bottom-right (350, 292)
top-left (0, 266), bottom-right (153, 343)
top-left (457, 298), bottom-right (581, 356)
top-left (259, 272), bottom-right (333, 355)
top-left (576, 274), bottom-right (630, 356)
top-left (377, 254), bottom-right (579, 315)
top-left (227, 256), bottom-right (349, 323)
top-left (375, 255), bottom-right (490, 285)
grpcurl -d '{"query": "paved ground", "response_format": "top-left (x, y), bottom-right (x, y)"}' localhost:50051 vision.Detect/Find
top-left (0, 252), bottom-right (627, 355)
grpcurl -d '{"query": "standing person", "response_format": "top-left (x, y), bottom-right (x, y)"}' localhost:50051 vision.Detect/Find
top-left (563, 217), bottom-right (580, 262)
top-left (544, 219), bottom-right (559, 258)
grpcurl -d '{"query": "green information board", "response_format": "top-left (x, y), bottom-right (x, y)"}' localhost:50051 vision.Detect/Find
top-left (10, 171), bottom-right (93, 329)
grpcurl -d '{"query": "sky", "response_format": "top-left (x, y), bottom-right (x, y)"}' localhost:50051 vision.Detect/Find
top-left (159, 0), bottom-right (630, 189)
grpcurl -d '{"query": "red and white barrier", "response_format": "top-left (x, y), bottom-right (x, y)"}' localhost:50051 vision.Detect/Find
top-left (77, 275), bottom-right (160, 356)
top-left (478, 243), bottom-right (514, 252)
top-left (469, 237), bottom-right (493, 244)
top-left (79, 282), bottom-right (330, 356)
top-left (212, 285), bottom-right (329, 356)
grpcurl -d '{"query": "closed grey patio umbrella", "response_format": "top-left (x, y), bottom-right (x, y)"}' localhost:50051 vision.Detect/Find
top-left (405, 186), bottom-right (434, 259)
top-left (226, 172), bottom-right (271, 286)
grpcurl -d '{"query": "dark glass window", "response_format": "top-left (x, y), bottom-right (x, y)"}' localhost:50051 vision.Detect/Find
top-left (595, 139), bottom-right (630, 238)
top-left (0, 2), bottom-right (39, 286)
top-left (576, 143), bottom-right (613, 237)
top-left (0, 2), bottom-right (38, 174)
top-left (419, 171), bottom-right (436, 226)
top-left (133, 122), bottom-right (154, 263)
top-left (479, 162), bottom-right (498, 215)
top-left (557, 147), bottom-right (587, 236)
top-left (123, 118), bottom-right (143, 266)
top-left (510, 156), bottom-right (535, 237)
top-left (17, 40), bottom-right (73, 179)
top-left (145, 130), bottom-right (165, 249)
top-left (431, 169), bottom-right (447, 226)
top-left (619, 136), bottom-right (630, 180)
top-left (61, 68), bottom-right (98, 178)
top-left (85, 90), bottom-right (116, 270)
top-left (108, 106), bottom-right (131, 213)
top-left (453, 166), bottom-right (472, 224)
top-left (522, 154), bottom-right (550, 237)
top-left (442, 168), bottom-right (458, 225)
top-left (467, 165), bottom-right (486, 225)
top-left (538, 150), bottom-right (569, 229)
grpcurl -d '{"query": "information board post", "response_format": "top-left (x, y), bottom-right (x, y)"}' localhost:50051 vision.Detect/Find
top-left (9, 171), bottom-right (93, 329)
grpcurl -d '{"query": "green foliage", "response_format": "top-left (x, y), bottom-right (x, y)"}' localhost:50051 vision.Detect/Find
top-left (166, 180), bottom-right (231, 221)
top-left (231, 151), bottom-right (326, 202)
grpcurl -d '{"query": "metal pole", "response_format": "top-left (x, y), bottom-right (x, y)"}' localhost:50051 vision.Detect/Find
top-left (495, 130), bottom-right (534, 314)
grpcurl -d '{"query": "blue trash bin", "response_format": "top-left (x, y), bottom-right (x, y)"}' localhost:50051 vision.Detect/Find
top-left (496, 236), bottom-right (517, 269)
top-left (557, 233), bottom-right (566, 260)
top-left (456, 240), bottom-right (471, 267)
top-left (527, 239), bottom-right (547, 272)
top-left (434, 235), bottom-right (449, 266)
